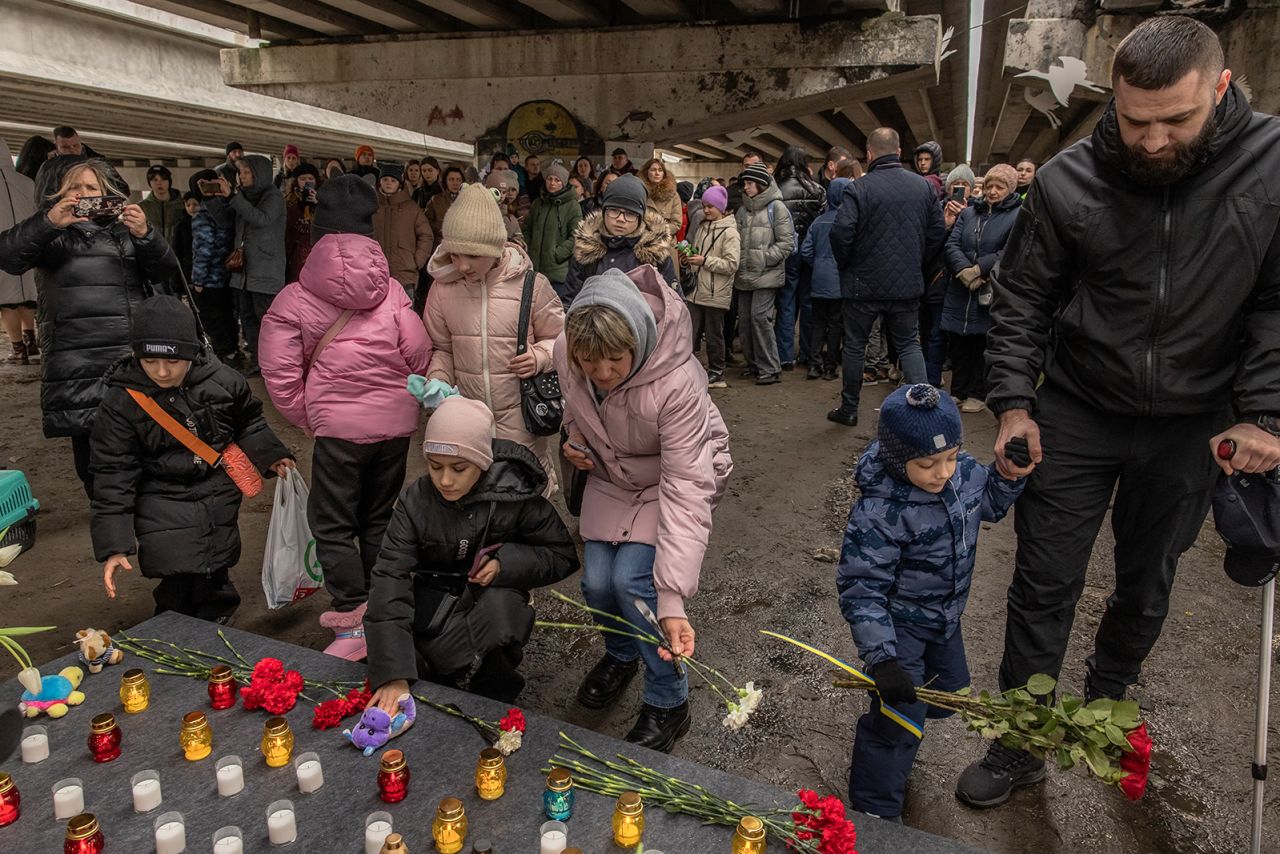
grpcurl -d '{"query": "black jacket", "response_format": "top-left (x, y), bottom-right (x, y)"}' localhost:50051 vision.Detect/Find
top-left (987, 83), bottom-right (1280, 419)
top-left (775, 167), bottom-right (826, 242)
top-left (830, 155), bottom-right (946, 301)
top-left (365, 440), bottom-right (579, 687)
top-left (0, 182), bottom-right (179, 438)
top-left (563, 211), bottom-right (678, 306)
top-left (89, 353), bottom-right (290, 577)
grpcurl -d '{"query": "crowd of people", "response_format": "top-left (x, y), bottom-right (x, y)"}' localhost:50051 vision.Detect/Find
top-left (2, 15), bottom-right (1279, 831)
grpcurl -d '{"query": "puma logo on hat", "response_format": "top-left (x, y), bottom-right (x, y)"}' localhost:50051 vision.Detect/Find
top-left (143, 344), bottom-right (178, 355)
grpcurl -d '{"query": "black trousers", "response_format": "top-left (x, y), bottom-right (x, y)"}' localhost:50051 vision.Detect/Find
top-left (723, 289), bottom-right (740, 357)
top-left (235, 290), bottom-right (276, 362)
top-left (688, 303), bottom-right (727, 373)
top-left (72, 434), bottom-right (93, 499)
top-left (193, 288), bottom-right (239, 360)
top-left (947, 332), bottom-right (989, 401)
top-left (422, 644), bottom-right (526, 705)
top-left (999, 383), bottom-right (1231, 698)
top-left (153, 568), bottom-right (241, 623)
top-left (308, 436), bottom-right (411, 612)
top-left (810, 297), bottom-right (843, 371)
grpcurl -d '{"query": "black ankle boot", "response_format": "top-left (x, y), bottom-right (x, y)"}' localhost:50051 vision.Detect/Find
top-left (624, 702), bottom-right (691, 753)
top-left (21, 330), bottom-right (38, 357)
top-left (576, 654), bottom-right (639, 710)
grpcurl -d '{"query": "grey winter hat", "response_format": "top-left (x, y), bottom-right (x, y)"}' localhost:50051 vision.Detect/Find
top-left (945, 163), bottom-right (976, 193)
top-left (312, 174), bottom-right (378, 240)
top-left (739, 162), bottom-right (772, 189)
top-left (569, 267), bottom-right (658, 378)
top-left (600, 173), bottom-right (648, 217)
top-left (544, 162), bottom-right (570, 185)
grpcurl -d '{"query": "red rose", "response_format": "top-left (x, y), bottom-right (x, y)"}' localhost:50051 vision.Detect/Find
top-left (1118, 723), bottom-right (1152, 801)
top-left (499, 708), bottom-right (526, 733)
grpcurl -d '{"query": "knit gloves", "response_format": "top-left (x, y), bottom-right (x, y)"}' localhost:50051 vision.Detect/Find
top-left (871, 659), bottom-right (918, 707)
top-left (957, 264), bottom-right (984, 289)
top-left (407, 375), bottom-right (458, 410)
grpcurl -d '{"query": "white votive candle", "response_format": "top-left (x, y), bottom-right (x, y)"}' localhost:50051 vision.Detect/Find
top-left (132, 770), bottom-right (162, 813)
top-left (294, 752), bottom-right (323, 794)
top-left (21, 726), bottom-right (49, 763)
top-left (154, 811), bottom-right (186, 854)
top-left (266, 800), bottom-right (297, 846)
top-left (216, 756), bottom-right (245, 797)
top-left (540, 820), bottom-right (568, 854)
top-left (52, 779), bottom-right (84, 820)
top-left (213, 826), bottom-right (244, 854)
top-left (364, 812), bottom-right (393, 854)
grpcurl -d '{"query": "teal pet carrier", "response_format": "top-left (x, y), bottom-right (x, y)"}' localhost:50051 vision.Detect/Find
top-left (0, 470), bottom-right (39, 555)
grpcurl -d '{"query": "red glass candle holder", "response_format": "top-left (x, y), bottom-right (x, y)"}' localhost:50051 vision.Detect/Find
top-left (376, 749), bottom-right (410, 804)
top-left (64, 813), bottom-right (105, 854)
top-left (87, 713), bottom-right (122, 763)
top-left (0, 772), bottom-right (20, 827)
top-left (207, 665), bottom-right (237, 711)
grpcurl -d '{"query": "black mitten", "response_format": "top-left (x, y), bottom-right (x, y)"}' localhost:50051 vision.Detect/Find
top-left (871, 659), bottom-right (918, 707)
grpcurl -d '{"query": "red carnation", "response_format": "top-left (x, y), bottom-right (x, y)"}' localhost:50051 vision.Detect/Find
top-left (1119, 722), bottom-right (1152, 800)
top-left (499, 708), bottom-right (526, 733)
top-left (240, 657), bottom-right (305, 715)
top-left (311, 683), bottom-right (373, 730)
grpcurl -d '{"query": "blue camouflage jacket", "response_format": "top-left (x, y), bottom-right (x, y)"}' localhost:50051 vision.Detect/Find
top-left (836, 442), bottom-right (1025, 667)
top-left (190, 207), bottom-right (232, 289)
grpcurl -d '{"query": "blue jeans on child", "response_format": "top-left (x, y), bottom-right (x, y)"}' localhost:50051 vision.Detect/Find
top-left (581, 541), bottom-right (689, 709)
top-left (848, 622), bottom-right (970, 818)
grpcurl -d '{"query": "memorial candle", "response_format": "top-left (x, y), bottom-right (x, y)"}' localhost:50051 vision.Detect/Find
top-left (130, 770), bottom-right (162, 813)
top-left (153, 811), bottom-right (186, 854)
top-left (377, 749), bottom-right (409, 804)
top-left (261, 717), bottom-right (294, 768)
top-left (0, 772), bottom-right (20, 827)
top-left (207, 665), bottom-right (236, 710)
top-left (295, 752), bottom-right (324, 794)
top-left (216, 756), bottom-right (245, 797)
top-left (180, 711), bottom-right (213, 761)
top-left (266, 799), bottom-right (297, 846)
top-left (364, 811), bottom-right (393, 854)
top-left (732, 815), bottom-right (767, 854)
top-left (474, 747), bottom-right (506, 800)
top-left (64, 813), bottom-right (104, 854)
top-left (119, 668), bottom-right (150, 714)
top-left (21, 725), bottom-right (49, 764)
top-left (539, 820), bottom-right (567, 854)
top-left (87, 713), bottom-right (121, 763)
top-left (52, 778), bottom-right (85, 820)
top-left (543, 768), bottom-right (573, 820)
top-left (431, 797), bottom-right (467, 854)
top-left (213, 826), bottom-right (244, 854)
top-left (611, 791), bottom-right (644, 848)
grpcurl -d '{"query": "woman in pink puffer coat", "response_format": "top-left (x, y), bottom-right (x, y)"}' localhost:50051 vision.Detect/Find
top-left (259, 176), bottom-right (433, 661)
top-left (555, 264), bottom-right (732, 754)
top-left (423, 183), bottom-right (564, 492)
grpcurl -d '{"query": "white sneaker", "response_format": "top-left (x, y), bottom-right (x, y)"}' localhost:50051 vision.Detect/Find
top-left (960, 398), bottom-right (987, 413)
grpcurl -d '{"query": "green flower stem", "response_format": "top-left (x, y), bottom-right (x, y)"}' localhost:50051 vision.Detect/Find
top-left (410, 693), bottom-right (500, 736)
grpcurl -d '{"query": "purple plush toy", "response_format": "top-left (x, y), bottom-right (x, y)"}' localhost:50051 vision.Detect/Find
top-left (343, 693), bottom-right (416, 756)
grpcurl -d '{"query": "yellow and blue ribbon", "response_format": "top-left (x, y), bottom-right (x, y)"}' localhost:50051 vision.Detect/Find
top-left (760, 630), bottom-right (924, 740)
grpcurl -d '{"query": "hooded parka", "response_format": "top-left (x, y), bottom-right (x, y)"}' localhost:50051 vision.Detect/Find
top-left (562, 210), bottom-right (678, 305)
top-left (205, 154), bottom-right (287, 296)
top-left (372, 187), bottom-right (434, 293)
top-left (734, 181), bottom-right (794, 291)
top-left (522, 183), bottom-right (582, 283)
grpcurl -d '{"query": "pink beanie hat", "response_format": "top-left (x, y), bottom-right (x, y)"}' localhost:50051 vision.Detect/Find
top-left (701, 185), bottom-right (729, 213)
top-left (423, 397), bottom-right (495, 470)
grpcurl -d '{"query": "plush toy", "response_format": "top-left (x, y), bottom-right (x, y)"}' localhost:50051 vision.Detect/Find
top-left (343, 693), bottom-right (416, 756)
top-left (75, 629), bottom-right (124, 674)
top-left (19, 666), bottom-right (85, 719)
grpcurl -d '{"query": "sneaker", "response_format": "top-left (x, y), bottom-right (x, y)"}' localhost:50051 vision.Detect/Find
top-left (826, 408), bottom-right (858, 427)
top-left (888, 366), bottom-right (903, 382)
top-left (822, 367), bottom-right (839, 381)
top-left (755, 373), bottom-right (781, 385)
top-left (319, 603), bottom-right (368, 661)
top-left (960, 398), bottom-right (987, 414)
top-left (955, 741), bottom-right (1047, 808)
top-left (740, 366), bottom-right (759, 379)
top-left (707, 372), bottom-right (728, 389)
top-left (780, 361), bottom-right (795, 372)
top-left (806, 364), bottom-right (823, 380)
top-left (861, 371), bottom-right (880, 386)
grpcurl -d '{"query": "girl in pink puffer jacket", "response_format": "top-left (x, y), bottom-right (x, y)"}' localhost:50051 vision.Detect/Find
top-left (259, 176), bottom-right (433, 660)
top-left (554, 264), bottom-right (732, 754)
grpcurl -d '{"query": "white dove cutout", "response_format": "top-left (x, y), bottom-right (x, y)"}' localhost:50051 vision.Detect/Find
top-left (1024, 87), bottom-right (1063, 129)
top-left (937, 26), bottom-right (957, 68)
top-left (1018, 56), bottom-right (1106, 107)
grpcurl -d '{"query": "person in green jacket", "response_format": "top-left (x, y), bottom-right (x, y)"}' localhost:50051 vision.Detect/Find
top-left (138, 165), bottom-right (188, 247)
top-left (523, 162), bottom-right (582, 305)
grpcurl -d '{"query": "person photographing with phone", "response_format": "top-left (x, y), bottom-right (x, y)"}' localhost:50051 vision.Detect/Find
top-left (0, 157), bottom-right (178, 496)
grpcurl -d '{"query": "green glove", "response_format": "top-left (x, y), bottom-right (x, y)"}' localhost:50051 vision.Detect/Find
top-left (407, 375), bottom-right (458, 409)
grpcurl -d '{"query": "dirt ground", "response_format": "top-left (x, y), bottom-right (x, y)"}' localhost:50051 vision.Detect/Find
top-left (2, 356), bottom-right (1276, 853)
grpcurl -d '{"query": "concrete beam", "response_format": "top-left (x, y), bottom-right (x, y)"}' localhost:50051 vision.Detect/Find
top-left (132, 0), bottom-right (322, 39)
top-left (793, 113), bottom-right (864, 159)
top-left (321, 0), bottom-right (442, 31)
top-left (515, 0), bottom-right (609, 25)
top-left (232, 0), bottom-right (387, 36)
top-left (671, 141), bottom-right (735, 160)
top-left (622, 0), bottom-right (694, 17)
top-left (987, 85), bottom-right (1034, 160)
top-left (699, 137), bottom-right (748, 159)
top-left (1022, 124), bottom-right (1062, 164)
top-left (762, 123), bottom-right (818, 152)
top-left (1061, 100), bottom-right (1108, 148)
top-left (896, 89), bottom-right (935, 147)
top-left (411, 0), bottom-right (523, 29)
top-left (834, 101), bottom-right (884, 138)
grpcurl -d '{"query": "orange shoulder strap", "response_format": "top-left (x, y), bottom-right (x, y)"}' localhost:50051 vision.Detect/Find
top-left (126, 388), bottom-right (221, 466)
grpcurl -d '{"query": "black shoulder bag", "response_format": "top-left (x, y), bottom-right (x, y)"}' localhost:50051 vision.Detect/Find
top-left (516, 270), bottom-right (565, 436)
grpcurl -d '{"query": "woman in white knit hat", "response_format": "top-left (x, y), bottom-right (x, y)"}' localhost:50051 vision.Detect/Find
top-left (423, 183), bottom-right (565, 492)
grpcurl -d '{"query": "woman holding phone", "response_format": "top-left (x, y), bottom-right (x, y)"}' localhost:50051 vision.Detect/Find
top-left (0, 157), bottom-right (178, 494)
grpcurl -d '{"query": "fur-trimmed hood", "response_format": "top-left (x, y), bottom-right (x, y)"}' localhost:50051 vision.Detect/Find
top-left (641, 169), bottom-right (678, 204)
top-left (572, 210), bottom-right (673, 269)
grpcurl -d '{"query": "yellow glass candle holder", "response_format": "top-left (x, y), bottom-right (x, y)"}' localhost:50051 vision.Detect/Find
top-left (119, 669), bottom-right (150, 714)
top-left (431, 797), bottom-right (467, 854)
top-left (180, 711), bottom-right (213, 761)
top-left (474, 748), bottom-right (506, 801)
top-left (261, 717), bottom-right (294, 768)
top-left (732, 815), bottom-right (767, 854)
top-left (612, 791), bottom-right (644, 848)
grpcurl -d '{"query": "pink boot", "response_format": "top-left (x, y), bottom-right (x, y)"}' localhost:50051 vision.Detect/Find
top-left (320, 602), bottom-right (367, 661)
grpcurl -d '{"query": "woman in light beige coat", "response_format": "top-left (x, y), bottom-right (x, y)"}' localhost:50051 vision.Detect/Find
top-left (640, 158), bottom-right (683, 273)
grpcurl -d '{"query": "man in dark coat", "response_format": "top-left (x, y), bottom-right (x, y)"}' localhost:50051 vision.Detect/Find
top-left (827, 128), bottom-right (945, 426)
top-left (957, 17), bottom-right (1280, 808)
top-left (89, 296), bottom-right (292, 621)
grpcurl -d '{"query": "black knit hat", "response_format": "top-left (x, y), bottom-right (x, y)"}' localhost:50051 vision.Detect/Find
top-left (145, 165), bottom-right (172, 184)
top-left (225, 141), bottom-right (243, 155)
top-left (312, 174), bottom-right (377, 240)
top-left (739, 163), bottom-right (773, 189)
top-left (600, 173), bottom-right (647, 218)
top-left (131, 295), bottom-right (201, 362)
top-left (378, 162), bottom-right (405, 184)
top-left (293, 162), bottom-right (320, 181)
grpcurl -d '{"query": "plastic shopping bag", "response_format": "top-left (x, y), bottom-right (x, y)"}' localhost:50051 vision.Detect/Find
top-left (261, 468), bottom-right (323, 609)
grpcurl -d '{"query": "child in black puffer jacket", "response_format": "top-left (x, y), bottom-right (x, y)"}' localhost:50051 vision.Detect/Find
top-left (89, 295), bottom-right (293, 622)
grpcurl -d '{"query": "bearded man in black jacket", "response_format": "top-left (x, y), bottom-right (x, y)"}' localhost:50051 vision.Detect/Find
top-left (955, 17), bottom-right (1280, 808)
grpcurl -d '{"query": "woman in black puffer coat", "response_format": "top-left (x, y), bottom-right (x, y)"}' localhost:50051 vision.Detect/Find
top-left (0, 157), bottom-right (178, 494)
top-left (774, 146), bottom-right (826, 370)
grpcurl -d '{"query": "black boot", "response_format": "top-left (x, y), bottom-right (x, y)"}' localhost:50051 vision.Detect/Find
top-left (21, 330), bottom-right (38, 358)
top-left (624, 702), bottom-right (691, 753)
top-left (806, 363), bottom-right (823, 380)
top-left (576, 654), bottom-right (639, 710)
top-left (954, 741), bottom-right (1046, 808)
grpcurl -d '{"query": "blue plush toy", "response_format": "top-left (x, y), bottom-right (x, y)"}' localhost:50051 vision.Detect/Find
top-left (343, 693), bottom-right (416, 756)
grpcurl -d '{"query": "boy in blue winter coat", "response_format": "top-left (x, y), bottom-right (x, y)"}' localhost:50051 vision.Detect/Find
top-left (836, 383), bottom-right (1025, 820)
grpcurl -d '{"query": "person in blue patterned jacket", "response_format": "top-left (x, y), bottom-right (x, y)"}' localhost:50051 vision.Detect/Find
top-left (187, 170), bottom-right (237, 364)
top-left (836, 383), bottom-right (1024, 821)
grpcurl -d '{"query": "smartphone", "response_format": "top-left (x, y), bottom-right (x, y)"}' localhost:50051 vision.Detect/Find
top-left (950, 185), bottom-right (967, 203)
top-left (567, 441), bottom-right (593, 457)
top-left (197, 180), bottom-right (223, 196)
top-left (72, 196), bottom-right (126, 219)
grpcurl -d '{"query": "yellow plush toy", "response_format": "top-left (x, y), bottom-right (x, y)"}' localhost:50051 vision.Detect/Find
top-left (18, 666), bottom-right (86, 719)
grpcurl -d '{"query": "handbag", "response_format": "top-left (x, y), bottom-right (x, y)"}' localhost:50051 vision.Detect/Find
top-left (224, 245), bottom-right (245, 273)
top-left (126, 389), bottom-right (264, 497)
top-left (681, 225), bottom-right (724, 298)
top-left (516, 269), bottom-right (565, 436)
top-left (306, 309), bottom-right (355, 378)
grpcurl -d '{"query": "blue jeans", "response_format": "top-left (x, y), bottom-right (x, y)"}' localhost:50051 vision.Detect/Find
top-left (581, 541), bottom-right (688, 709)
top-left (919, 301), bottom-right (946, 387)
top-left (848, 622), bottom-right (970, 818)
top-left (839, 299), bottom-right (927, 413)
top-left (775, 255), bottom-right (807, 364)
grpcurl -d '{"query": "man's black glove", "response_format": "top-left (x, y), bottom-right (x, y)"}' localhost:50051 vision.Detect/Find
top-left (871, 658), bottom-right (918, 707)
top-left (1004, 436), bottom-right (1032, 469)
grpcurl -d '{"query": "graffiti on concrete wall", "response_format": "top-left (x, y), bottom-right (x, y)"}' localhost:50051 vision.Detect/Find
top-left (476, 100), bottom-right (603, 161)
top-left (427, 105), bottom-right (465, 126)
